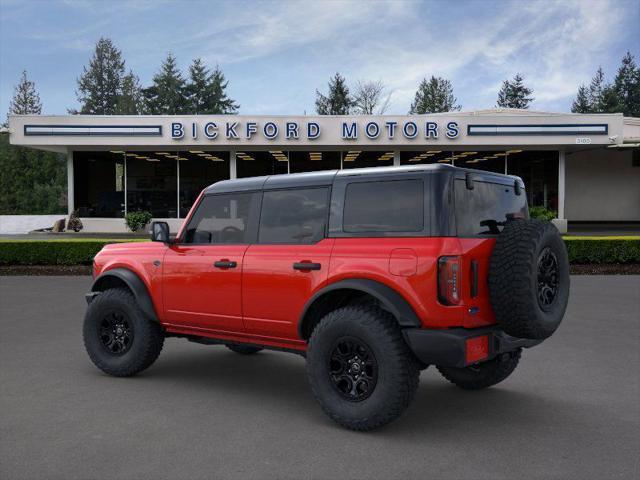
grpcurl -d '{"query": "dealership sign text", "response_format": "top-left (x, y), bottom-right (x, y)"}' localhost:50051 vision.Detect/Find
top-left (171, 120), bottom-right (460, 141)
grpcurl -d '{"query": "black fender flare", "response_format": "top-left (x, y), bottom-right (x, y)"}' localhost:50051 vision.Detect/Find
top-left (298, 278), bottom-right (422, 338)
top-left (91, 268), bottom-right (158, 323)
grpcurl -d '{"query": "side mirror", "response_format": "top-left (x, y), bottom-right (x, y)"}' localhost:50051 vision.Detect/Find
top-left (150, 221), bottom-right (170, 243)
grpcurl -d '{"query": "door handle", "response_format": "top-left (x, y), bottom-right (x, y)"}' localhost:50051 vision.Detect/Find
top-left (214, 260), bottom-right (237, 269)
top-left (293, 262), bottom-right (321, 271)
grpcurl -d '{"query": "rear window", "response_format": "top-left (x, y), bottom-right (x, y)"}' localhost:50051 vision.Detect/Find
top-left (343, 179), bottom-right (424, 233)
top-left (455, 179), bottom-right (528, 236)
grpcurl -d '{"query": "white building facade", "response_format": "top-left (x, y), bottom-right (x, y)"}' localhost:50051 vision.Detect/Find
top-left (7, 109), bottom-right (640, 233)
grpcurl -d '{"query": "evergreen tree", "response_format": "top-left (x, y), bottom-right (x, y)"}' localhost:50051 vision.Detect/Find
top-left (186, 58), bottom-right (209, 114)
top-left (409, 76), bottom-right (460, 114)
top-left (587, 67), bottom-right (607, 112)
top-left (496, 73), bottom-right (534, 109)
top-left (143, 53), bottom-right (188, 114)
top-left (571, 85), bottom-right (591, 113)
top-left (116, 71), bottom-right (144, 115)
top-left (613, 51), bottom-right (640, 117)
top-left (185, 59), bottom-right (239, 114)
top-left (207, 65), bottom-right (239, 114)
top-left (1, 71), bottom-right (65, 214)
top-left (75, 37), bottom-right (126, 114)
top-left (315, 73), bottom-right (353, 115)
top-left (8, 70), bottom-right (42, 116)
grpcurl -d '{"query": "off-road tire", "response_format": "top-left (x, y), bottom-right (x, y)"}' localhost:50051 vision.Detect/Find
top-left (489, 219), bottom-right (570, 340)
top-left (83, 288), bottom-right (164, 377)
top-left (437, 349), bottom-right (521, 390)
top-left (306, 305), bottom-right (420, 431)
top-left (226, 344), bottom-right (263, 355)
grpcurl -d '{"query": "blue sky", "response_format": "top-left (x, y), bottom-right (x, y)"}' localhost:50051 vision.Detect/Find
top-left (1, 0), bottom-right (638, 117)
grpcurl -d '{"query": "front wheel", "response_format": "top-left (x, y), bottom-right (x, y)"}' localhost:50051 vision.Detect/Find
top-left (306, 305), bottom-right (419, 431)
top-left (83, 288), bottom-right (164, 377)
top-left (437, 349), bottom-right (521, 390)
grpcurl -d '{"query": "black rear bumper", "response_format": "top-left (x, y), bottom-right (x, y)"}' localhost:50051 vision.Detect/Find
top-left (403, 326), bottom-right (542, 369)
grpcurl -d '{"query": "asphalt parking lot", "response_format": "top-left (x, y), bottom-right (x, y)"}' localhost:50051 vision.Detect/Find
top-left (1, 275), bottom-right (638, 480)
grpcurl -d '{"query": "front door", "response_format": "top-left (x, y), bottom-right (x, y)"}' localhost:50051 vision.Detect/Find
top-left (242, 187), bottom-right (332, 341)
top-left (163, 192), bottom-right (259, 332)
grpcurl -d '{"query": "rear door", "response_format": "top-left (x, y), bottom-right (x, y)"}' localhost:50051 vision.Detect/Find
top-left (242, 187), bottom-right (333, 341)
top-left (162, 192), bottom-right (259, 332)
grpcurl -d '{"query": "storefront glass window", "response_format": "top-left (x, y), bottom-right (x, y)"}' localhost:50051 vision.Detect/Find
top-left (126, 152), bottom-right (177, 218)
top-left (289, 151), bottom-right (341, 173)
top-left (237, 151), bottom-right (289, 178)
top-left (342, 150), bottom-right (394, 169)
top-left (73, 151), bottom-right (125, 218)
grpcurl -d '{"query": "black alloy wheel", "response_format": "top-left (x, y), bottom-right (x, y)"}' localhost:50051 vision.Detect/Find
top-left (537, 247), bottom-right (559, 309)
top-left (328, 337), bottom-right (378, 402)
top-left (99, 311), bottom-right (133, 355)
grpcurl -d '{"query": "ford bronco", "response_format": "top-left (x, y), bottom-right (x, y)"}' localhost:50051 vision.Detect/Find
top-left (84, 164), bottom-right (569, 430)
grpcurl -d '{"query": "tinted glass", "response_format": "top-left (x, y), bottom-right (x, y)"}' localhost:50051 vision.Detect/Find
top-left (259, 188), bottom-right (329, 244)
top-left (184, 193), bottom-right (253, 244)
top-left (455, 179), bottom-right (528, 236)
top-left (343, 180), bottom-right (424, 232)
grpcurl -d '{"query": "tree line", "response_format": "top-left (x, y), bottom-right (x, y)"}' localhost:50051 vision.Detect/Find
top-left (1, 37), bottom-right (639, 216)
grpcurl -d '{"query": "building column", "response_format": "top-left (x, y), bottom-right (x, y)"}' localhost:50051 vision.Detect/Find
top-left (66, 149), bottom-right (74, 216)
top-left (555, 149), bottom-right (568, 234)
top-left (230, 150), bottom-right (237, 179)
top-left (393, 151), bottom-right (401, 167)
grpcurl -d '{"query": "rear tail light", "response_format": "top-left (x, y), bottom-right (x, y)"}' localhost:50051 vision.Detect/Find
top-left (438, 256), bottom-right (461, 305)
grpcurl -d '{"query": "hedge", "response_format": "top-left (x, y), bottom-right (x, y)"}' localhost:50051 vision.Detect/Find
top-left (0, 236), bottom-right (638, 266)
top-left (563, 236), bottom-right (640, 264)
top-left (0, 239), bottom-right (146, 266)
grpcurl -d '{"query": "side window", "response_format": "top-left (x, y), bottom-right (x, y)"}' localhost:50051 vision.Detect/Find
top-left (259, 188), bottom-right (329, 244)
top-left (454, 180), bottom-right (528, 236)
top-left (343, 179), bottom-right (424, 233)
top-left (184, 193), bottom-right (253, 244)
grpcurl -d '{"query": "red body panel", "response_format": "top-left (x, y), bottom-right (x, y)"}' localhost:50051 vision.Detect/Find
top-left (92, 235), bottom-right (497, 350)
top-left (162, 244), bottom-right (248, 332)
top-left (241, 239), bottom-right (334, 344)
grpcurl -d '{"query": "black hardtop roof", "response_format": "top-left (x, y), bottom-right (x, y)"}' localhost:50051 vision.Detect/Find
top-left (204, 163), bottom-right (523, 194)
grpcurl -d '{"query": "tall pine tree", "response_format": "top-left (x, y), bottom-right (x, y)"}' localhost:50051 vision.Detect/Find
top-left (185, 59), bottom-right (239, 114)
top-left (571, 85), bottom-right (591, 113)
top-left (409, 76), bottom-right (460, 114)
top-left (75, 38), bottom-right (126, 114)
top-left (613, 51), bottom-right (640, 117)
top-left (1, 72), bottom-right (66, 214)
top-left (143, 53), bottom-right (188, 114)
top-left (496, 74), bottom-right (534, 109)
top-left (116, 71), bottom-right (144, 115)
top-left (315, 73), bottom-right (353, 115)
top-left (8, 70), bottom-right (42, 117)
top-left (207, 65), bottom-right (239, 114)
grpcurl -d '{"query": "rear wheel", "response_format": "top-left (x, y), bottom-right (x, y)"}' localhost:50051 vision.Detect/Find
top-left (83, 288), bottom-right (164, 377)
top-left (306, 305), bottom-right (419, 431)
top-left (226, 344), bottom-right (263, 355)
top-left (437, 349), bottom-right (521, 390)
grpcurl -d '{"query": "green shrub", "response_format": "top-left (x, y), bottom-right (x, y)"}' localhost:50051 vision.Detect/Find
top-left (0, 237), bottom-right (638, 267)
top-left (563, 237), bottom-right (640, 264)
top-left (0, 239), bottom-right (145, 266)
top-left (125, 211), bottom-right (153, 232)
top-left (529, 206), bottom-right (557, 221)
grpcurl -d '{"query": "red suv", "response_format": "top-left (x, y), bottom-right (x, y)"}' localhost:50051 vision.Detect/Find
top-left (84, 164), bottom-right (569, 430)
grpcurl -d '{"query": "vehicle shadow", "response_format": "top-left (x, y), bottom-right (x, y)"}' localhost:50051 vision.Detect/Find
top-left (119, 344), bottom-right (582, 437)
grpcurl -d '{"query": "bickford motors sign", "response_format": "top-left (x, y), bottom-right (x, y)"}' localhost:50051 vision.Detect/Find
top-left (171, 119), bottom-right (461, 141)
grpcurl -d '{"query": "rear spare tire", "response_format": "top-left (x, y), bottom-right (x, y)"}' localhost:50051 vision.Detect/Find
top-left (488, 219), bottom-right (569, 340)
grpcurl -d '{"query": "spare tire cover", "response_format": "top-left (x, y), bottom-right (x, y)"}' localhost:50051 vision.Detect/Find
top-left (488, 219), bottom-right (570, 340)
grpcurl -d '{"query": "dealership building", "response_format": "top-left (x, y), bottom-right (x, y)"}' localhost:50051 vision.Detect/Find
top-left (7, 109), bottom-right (640, 234)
